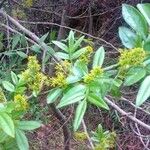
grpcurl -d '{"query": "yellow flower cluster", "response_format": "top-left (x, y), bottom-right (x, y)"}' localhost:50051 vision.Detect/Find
top-left (21, 56), bottom-right (47, 93)
top-left (79, 46), bottom-right (93, 63)
top-left (14, 94), bottom-right (29, 111)
top-left (55, 60), bottom-right (71, 75)
top-left (49, 72), bottom-right (67, 88)
top-left (49, 60), bottom-right (71, 87)
top-left (84, 67), bottom-right (103, 83)
top-left (24, 0), bottom-right (33, 8)
top-left (0, 88), bottom-right (6, 103)
top-left (74, 132), bottom-right (87, 141)
top-left (12, 8), bottom-right (26, 20)
top-left (118, 48), bottom-right (146, 69)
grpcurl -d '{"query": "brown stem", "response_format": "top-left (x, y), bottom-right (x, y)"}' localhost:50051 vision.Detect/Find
top-left (105, 97), bottom-right (150, 131)
top-left (50, 104), bottom-right (71, 150)
top-left (55, 0), bottom-right (69, 51)
top-left (88, 4), bottom-right (93, 35)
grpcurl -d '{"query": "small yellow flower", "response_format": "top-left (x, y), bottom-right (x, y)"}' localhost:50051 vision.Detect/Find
top-left (0, 88), bottom-right (6, 103)
top-left (74, 132), bottom-right (87, 141)
top-left (79, 46), bottom-right (93, 63)
top-left (86, 45), bottom-right (93, 53)
top-left (49, 72), bottom-right (67, 87)
top-left (84, 67), bottom-right (103, 83)
top-left (21, 56), bottom-right (48, 93)
top-left (48, 61), bottom-right (71, 88)
top-left (118, 48), bottom-right (146, 69)
top-left (12, 8), bottom-right (26, 19)
top-left (14, 94), bottom-right (29, 111)
top-left (30, 72), bottom-right (47, 92)
top-left (28, 56), bottom-right (41, 71)
top-left (24, 0), bottom-right (33, 8)
top-left (61, 60), bottom-right (71, 72)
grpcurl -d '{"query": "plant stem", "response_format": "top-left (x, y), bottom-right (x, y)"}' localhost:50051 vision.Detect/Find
top-left (50, 104), bottom-right (71, 150)
top-left (82, 119), bottom-right (95, 150)
top-left (103, 64), bottom-right (119, 71)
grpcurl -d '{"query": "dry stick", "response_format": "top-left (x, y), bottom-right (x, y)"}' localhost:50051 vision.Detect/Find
top-left (121, 97), bottom-right (150, 115)
top-left (0, 23), bottom-right (38, 45)
top-left (88, 4), bottom-right (93, 35)
top-left (133, 109), bottom-right (150, 150)
top-left (55, 8), bottom-right (67, 51)
top-left (18, 20), bottom-right (118, 51)
top-left (82, 120), bottom-right (95, 150)
top-left (5, 12), bottom-right (11, 49)
top-left (105, 97), bottom-right (150, 131)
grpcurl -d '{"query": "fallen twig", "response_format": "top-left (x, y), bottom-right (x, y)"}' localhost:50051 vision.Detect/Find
top-left (105, 97), bottom-right (150, 131)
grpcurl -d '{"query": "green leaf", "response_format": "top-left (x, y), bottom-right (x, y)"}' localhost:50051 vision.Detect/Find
top-left (136, 76), bottom-right (150, 106)
top-left (31, 45), bottom-right (41, 53)
top-left (72, 36), bottom-right (85, 52)
top-left (119, 26), bottom-right (141, 48)
top-left (3, 138), bottom-right (18, 150)
top-left (16, 129), bottom-right (29, 150)
top-left (20, 35), bottom-right (27, 47)
top-left (17, 121), bottom-right (41, 131)
top-left (54, 52), bottom-right (69, 59)
top-left (66, 75), bottom-right (81, 84)
top-left (68, 30), bottom-right (75, 49)
top-left (0, 130), bottom-right (8, 143)
top-left (88, 93), bottom-right (109, 110)
top-left (0, 113), bottom-right (15, 137)
top-left (144, 41), bottom-right (150, 51)
top-left (31, 33), bottom-right (51, 53)
top-left (57, 94), bottom-right (85, 108)
top-left (0, 42), bottom-right (3, 50)
top-left (122, 4), bottom-right (148, 39)
top-left (57, 84), bottom-right (86, 108)
top-left (17, 51), bottom-right (28, 58)
top-left (12, 34), bottom-right (20, 50)
top-left (40, 32), bottom-right (49, 42)
top-left (49, 30), bottom-right (57, 41)
top-left (92, 46), bottom-right (105, 68)
top-left (46, 46), bottom-right (55, 55)
top-left (47, 88), bottom-right (62, 104)
top-left (137, 4), bottom-right (150, 26)
top-left (71, 47), bottom-right (87, 60)
top-left (52, 41), bottom-right (68, 52)
top-left (2, 81), bottom-right (15, 92)
top-left (73, 60), bottom-right (88, 76)
top-left (11, 71), bottom-right (19, 85)
top-left (73, 100), bottom-right (87, 131)
top-left (124, 67), bottom-right (146, 86)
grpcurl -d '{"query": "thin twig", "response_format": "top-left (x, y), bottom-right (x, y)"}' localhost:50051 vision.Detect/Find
top-left (82, 119), bottom-right (95, 150)
top-left (18, 20), bottom-right (118, 51)
top-left (0, 10), bottom-right (60, 72)
top-left (105, 97), bottom-right (150, 131)
top-left (0, 23), bottom-right (37, 45)
top-left (121, 97), bottom-right (150, 115)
